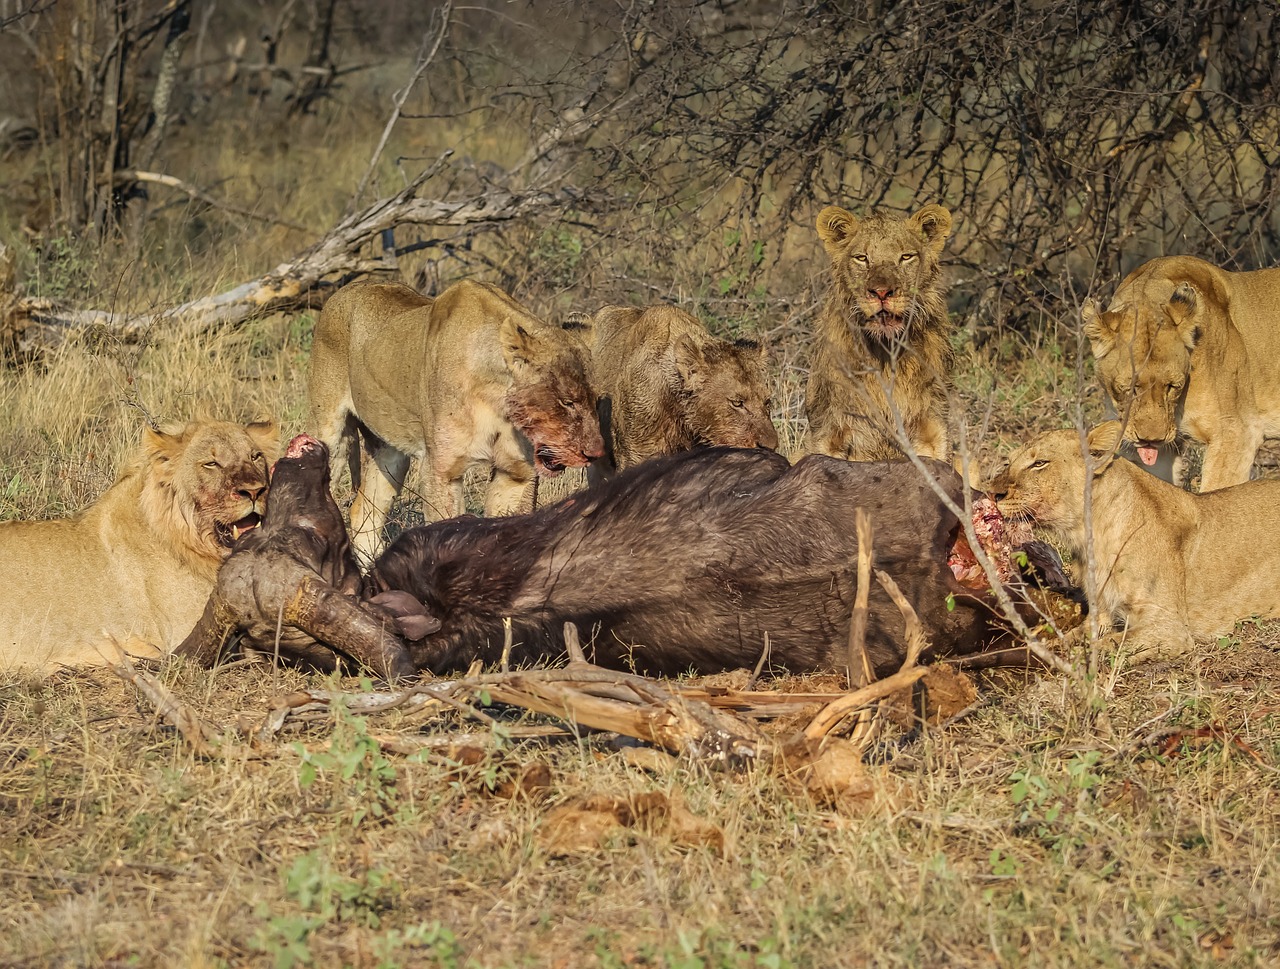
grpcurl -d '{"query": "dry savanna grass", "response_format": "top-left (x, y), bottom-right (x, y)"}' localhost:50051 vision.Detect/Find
top-left (2, 10), bottom-right (1279, 964)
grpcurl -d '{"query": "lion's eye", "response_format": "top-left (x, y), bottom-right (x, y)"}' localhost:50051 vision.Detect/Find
top-left (851, 253), bottom-right (868, 265)
top-left (252, 451), bottom-right (263, 462)
top-left (729, 397), bottom-right (746, 408)
top-left (559, 398), bottom-right (576, 410)
top-left (900, 252), bottom-right (918, 263)
top-left (1028, 460), bottom-right (1049, 471)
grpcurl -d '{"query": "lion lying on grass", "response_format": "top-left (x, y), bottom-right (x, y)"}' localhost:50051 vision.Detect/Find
top-left (0, 420), bottom-right (277, 671)
top-left (309, 280), bottom-right (605, 561)
top-left (992, 421), bottom-right (1280, 660)
top-left (1083, 255), bottom-right (1280, 491)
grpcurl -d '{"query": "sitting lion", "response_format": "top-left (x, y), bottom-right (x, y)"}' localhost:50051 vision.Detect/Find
top-left (991, 421), bottom-right (1280, 660)
top-left (805, 203), bottom-right (955, 462)
top-left (309, 280), bottom-right (605, 560)
top-left (1083, 255), bottom-right (1280, 491)
top-left (0, 420), bottom-right (277, 671)
top-left (577, 303), bottom-right (778, 474)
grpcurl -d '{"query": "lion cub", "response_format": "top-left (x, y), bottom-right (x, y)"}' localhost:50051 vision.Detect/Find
top-left (309, 280), bottom-right (605, 560)
top-left (576, 303), bottom-right (778, 474)
top-left (805, 203), bottom-right (955, 462)
top-left (991, 421), bottom-right (1280, 659)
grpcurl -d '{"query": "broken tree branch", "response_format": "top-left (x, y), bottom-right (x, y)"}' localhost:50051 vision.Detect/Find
top-left (3, 157), bottom-right (573, 358)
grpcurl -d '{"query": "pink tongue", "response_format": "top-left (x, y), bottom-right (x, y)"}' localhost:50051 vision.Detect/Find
top-left (1137, 445), bottom-right (1159, 466)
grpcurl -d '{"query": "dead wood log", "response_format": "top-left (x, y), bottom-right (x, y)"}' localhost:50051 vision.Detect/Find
top-left (2, 163), bottom-right (571, 357)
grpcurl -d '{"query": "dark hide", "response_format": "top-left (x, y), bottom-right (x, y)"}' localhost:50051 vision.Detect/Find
top-left (175, 435), bottom-right (417, 679)
top-left (367, 447), bottom-right (1006, 677)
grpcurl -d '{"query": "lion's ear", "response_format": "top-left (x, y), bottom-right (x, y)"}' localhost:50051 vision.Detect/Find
top-left (1086, 421), bottom-right (1123, 474)
top-left (1167, 282), bottom-right (1202, 351)
top-left (733, 336), bottom-right (766, 361)
top-left (247, 420), bottom-right (280, 458)
top-left (1080, 298), bottom-right (1115, 358)
top-left (909, 204), bottom-right (953, 255)
top-left (499, 316), bottom-right (542, 371)
top-left (668, 334), bottom-right (705, 390)
top-left (816, 206), bottom-right (858, 252)
top-left (142, 425), bottom-right (189, 478)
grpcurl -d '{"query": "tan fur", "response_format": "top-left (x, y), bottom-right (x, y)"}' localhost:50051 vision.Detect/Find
top-left (805, 203), bottom-right (955, 461)
top-left (992, 422), bottom-right (1280, 659)
top-left (0, 421), bottom-right (277, 671)
top-left (1083, 255), bottom-right (1280, 491)
top-left (309, 280), bottom-right (604, 561)
top-left (581, 303), bottom-right (778, 474)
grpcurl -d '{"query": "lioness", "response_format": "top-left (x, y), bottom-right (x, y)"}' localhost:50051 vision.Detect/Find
top-left (579, 303), bottom-right (778, 473)
top-left (805, 203), bottom-right (955, 461)
top-left (309, 280), bottom-right (605, 560)
top-left (991, 421), bottom-right (1280, 659)
top-left (1083, 255), bottom-right (1280, 491)
top-left (0, 420), bottom-right (277, 671)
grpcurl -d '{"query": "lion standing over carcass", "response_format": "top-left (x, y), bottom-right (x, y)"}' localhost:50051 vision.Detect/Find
top-left (309, 280), bottom-right (605, 560)
top-left (0, 420), bottom-right (277, 671)
top-left (805, 203), bottom-right (955, 462)
top-left (1082, 255), bottom-right (1280, 491)
top-left (576, 303), bottom-right (778, 475)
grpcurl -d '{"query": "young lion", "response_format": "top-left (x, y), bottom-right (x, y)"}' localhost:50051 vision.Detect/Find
top-left (0, 420), bottom-right (277, 671)
top-left (1082, 254), bottom-right (1280, 491)
top-left (309, 280), bottom-right (605, 561)
top-left (578, 303), bottom-right (778, 474)
top-left (805, 203), bottom-right (955, 462)
top-left (991, 421), bottom-right (1280, 660)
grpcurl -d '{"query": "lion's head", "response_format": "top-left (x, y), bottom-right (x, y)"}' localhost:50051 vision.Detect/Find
top-left (499, 318), bottom-right (606, 476)
top-left (990, 422), bottom-right (1123, 535)
top-left (816, 203), bottom-right (953, 343)
top-left (667, 334), bottom-right (778, 451)
top-left (1082, 272), bottom-right (1214, 465)
top-left (138, 420), bottom-right (279, 572)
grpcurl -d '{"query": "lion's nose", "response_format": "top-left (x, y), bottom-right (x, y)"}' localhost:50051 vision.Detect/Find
top-left (237, 484), bottom-right (267, 503)
top-left (870, 287), bottom-right (894, 301)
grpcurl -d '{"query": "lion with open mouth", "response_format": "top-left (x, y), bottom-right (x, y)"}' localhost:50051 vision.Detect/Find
top-left (0, 420), bottom-right (277, 672)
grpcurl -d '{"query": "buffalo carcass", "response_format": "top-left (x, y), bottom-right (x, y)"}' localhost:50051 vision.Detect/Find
top-left (368, 447), bottom-right (1021, 677)
top-left (175, 434), bottom-right (421, 679)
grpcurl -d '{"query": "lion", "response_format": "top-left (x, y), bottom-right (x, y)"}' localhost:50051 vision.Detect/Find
top-left (576, 303), bottom-right (778, 474)
top-left (990, 421), bottom-right (1280, 660)
top-left (805, 202), bottom-right (955, 462)
top-left (309, 279), bottom-right (605, 560)
top-left (0, 420), bottom-right (277, 672)
top-left (1082, 254), bottom-right (1280, 491)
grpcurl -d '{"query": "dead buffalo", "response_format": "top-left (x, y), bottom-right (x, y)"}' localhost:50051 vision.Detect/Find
top-left (367, 447), bottom-right (1018, 677)
top-left (175, 434), bottom-right (418, 679)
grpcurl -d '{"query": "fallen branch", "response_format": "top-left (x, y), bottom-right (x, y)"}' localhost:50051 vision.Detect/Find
top-left (3, 160), bottom-right (574, 357)
top-left (111, 169), bottom-right (312, 232)
top-left (804, 568), bottom-right (931, 742)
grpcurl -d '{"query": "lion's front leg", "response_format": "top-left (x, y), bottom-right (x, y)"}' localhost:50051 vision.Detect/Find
top-left (911, 412), bottom-right (949, 462)
top-left (484, 462), bottom-right (535, 516)
top-left (349, 442), bottom-right (410, 564)
top-left (1199, 426), bottom-right (1262, 491)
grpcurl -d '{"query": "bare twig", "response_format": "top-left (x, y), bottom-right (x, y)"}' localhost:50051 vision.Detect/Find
top-left (112, 169), bottom-right (312, 232)
top-left (847, 508), bottom-right (874, 688)
top-left (349, 0), bottom-right (453, 208)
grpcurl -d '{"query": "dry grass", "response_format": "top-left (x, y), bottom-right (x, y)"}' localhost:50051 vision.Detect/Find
top-left (2, 642), bottom-right (1278, 968)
